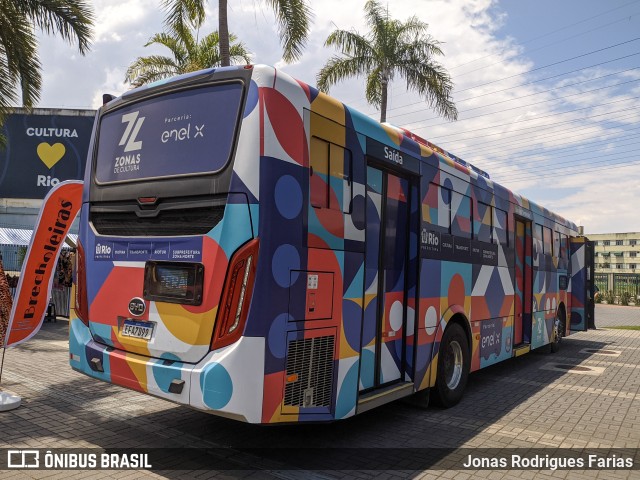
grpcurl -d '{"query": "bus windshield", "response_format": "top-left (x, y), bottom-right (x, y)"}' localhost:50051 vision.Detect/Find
top-left (94, 81), bottom-right (244, 184)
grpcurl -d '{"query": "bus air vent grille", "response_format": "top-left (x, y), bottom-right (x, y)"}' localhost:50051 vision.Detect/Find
top-left (284, 335), bottom-right (335, 408)
top-left (91, 206), bottom-right (225, 236)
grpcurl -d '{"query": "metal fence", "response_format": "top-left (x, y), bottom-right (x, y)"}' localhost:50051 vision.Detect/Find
top-left (3, 244), bottom-right (74, 318)
top-left (613, 273), bottom-right (640, 300)
top-left (0, 245), bottom-right (26, 273)
top-left (51, 286), bottom-right (72, 318)
top-left (594, 273), bottom-right (609, 294)
top-left (6, 285), bottom-right (72, 318)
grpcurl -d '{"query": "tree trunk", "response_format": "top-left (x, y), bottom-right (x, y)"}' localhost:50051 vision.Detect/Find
top-left (0, 258), bottom-right (13, 347)
top-left (380, 78), bottom-right (388, 123)
top-left (219, 0), bottom-right (231, 67)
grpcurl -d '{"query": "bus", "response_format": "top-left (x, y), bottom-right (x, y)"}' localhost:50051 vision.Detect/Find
top-left (70, 64), bottom-right (594, 424)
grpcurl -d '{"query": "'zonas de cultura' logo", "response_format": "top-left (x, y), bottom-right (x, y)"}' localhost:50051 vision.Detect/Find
top-left (114, 111), bottom-right (144, 174)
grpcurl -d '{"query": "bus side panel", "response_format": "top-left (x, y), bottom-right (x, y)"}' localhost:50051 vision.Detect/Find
top-left (415, 162), bottom-right (518, 391)
top-left (240, 73), bottom-right (351, 423)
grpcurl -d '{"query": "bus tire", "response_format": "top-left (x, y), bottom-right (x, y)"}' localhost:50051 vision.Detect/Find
top-left (550, 309), bottom-right (565, 353)
top-left (434, 323), bottom-right (470, 407)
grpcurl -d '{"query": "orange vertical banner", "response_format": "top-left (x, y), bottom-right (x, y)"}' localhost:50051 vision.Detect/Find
top-left (2, 180), bottom-right (84, 348)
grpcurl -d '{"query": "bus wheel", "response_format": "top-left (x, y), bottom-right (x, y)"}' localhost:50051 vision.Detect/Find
top-left (434, 323), bottom-right (470, 407)
top-left (550, 310), bottom-right (565, 353)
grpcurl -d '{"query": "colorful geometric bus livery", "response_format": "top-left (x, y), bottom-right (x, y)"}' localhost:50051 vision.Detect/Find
top-left (70, 64), bottom-right (592, 423)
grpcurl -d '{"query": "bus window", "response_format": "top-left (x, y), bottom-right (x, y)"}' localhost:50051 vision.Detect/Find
top-left (329, 143), bottom-right (352, 214)
top-left (543, 226), bottom-right (553, 256)
top-left (561, 233), bottom-right (569, 259)
top-left (95, 82), bottom-right (244, 183)
top-left (311, 138), bottom-right (352, 213)
top-left (554, 231), bottom-right (561, 258)
top-left (534, 224), bottom-right (544, 257)
top-left (493, 208), bottom-right (508, 246)
top-left (422, 183), bottom-right (450, 233)
top-left (474, 202), bottom-right (492, 243)
top-left (440, 186), bottom-right (452, 232)
top-left (310, 137), bottom-right (329, 208)
top-left (451, 192), bottom-right (472, 239)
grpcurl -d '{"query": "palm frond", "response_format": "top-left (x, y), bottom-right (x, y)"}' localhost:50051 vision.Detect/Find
top-left (0, 2), bottom-right (42, 106)
top-left (399, 57), bottom-right (457, 121)
top-left (126, 24), bottom-right (251, 87)
top-left (325, 29), bottom-right (374, 59)
top-left (125, 56), bottom-right (179, 87)
top-left (227, 35), bottom-right (251, 65)
top-left (17, 0), bottom-right (94, 54)
top-left (395, 16), bottom-right (430, 43)
top-left (161, 0), bottom-right (205, 33)
top-left (146, 32), bottom-right (188, 65)
top-left (363, 0), bottom-right (386, 37)
top-left (317, 55), bottom-right (374, 93)
top-left (267, 0), bottom-right (312, 62)
top-left (197, 30), bottom-right (221, 65)
top-left (365, 66), bottom-right (382, 107)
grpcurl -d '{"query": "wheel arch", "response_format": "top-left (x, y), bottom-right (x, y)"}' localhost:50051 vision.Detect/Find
top-left (557, 301), bottom-right (567, 334)
top-left (427, 306), bottom-right (472, 389)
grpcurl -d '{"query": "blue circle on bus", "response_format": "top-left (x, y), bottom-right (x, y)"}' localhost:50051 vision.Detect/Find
top-left (243, 80), bottom-right (259, 117)
top-left (272, 244), bottom-right (300, 287)
top-left (274, 175), bottom-right (302, 219)
top-left (152, 353), bottom-right (183, 393)
top-left (359, 348), bottom-right (375, 390)
top-left (268, 313), bottom-right (291, 358)
top-left (336, 361), bottom-right (359, 419)
top-left (351, 194), bottom-right (366, 230)
top-left (200, 362), bottom-right (233, 409)
top-left (342, 299), bottom-right (362, 351)
top-left (442, 178), bottom-right (453, 203)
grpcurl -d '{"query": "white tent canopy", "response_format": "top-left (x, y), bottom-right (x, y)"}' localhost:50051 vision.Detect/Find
top-left (0, 227), bottom-right (77, 247)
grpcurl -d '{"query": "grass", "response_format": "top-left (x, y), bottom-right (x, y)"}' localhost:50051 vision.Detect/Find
top-left (608, 326), bottom-right (640, 330)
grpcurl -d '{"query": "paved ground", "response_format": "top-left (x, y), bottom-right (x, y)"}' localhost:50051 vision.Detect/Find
top-left (593, 304), bottom-right (640, 327)
top-left (1, 304), bottom-right (640, 479)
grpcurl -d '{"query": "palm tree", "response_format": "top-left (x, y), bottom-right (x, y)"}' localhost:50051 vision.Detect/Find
top-left (161, 0), bottom-right (312, 67)
top-left (125, 26), bottom-right (250, 87)
top-left (0, 0), bottom-right (94, 147)
top-left (317, 0), bottom-right (457, 123)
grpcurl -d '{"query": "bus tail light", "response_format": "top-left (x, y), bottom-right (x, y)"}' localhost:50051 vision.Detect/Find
top-left (75, 240), bottom-right (90, 326)
top-left (212, 238), bottom-right (259, 350)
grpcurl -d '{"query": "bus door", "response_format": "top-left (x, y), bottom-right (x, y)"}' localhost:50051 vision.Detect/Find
top-left (586, 239), bottom-right (596, 329)
top-left (569, 237), bottom-right (592, 332)
top-left (514, 218), bottom-right (533, 345)
top-left (361, 165), bottom-right (413, 390)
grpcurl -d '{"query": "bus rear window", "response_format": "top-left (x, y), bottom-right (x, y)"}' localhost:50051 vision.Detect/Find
top-left (94, 82), bottom-right (243, 183)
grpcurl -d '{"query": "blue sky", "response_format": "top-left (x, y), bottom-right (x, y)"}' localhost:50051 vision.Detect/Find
top-left (34, 0), bottom-right (640, 234)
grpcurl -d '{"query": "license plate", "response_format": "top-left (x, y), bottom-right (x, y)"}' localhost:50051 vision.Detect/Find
top-left (121, 320), bottom-right (155, 340)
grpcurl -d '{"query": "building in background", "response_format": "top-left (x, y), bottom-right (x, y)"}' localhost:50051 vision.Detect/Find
top-left (1, 107), bottom-right (95, 225)
top-left (589, 232), bottom-right (640, 301)
top-left (1, 107), bottom-right (95, 271)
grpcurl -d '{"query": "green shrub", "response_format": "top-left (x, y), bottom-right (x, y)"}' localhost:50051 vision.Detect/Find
top-left (605, 290), bottom-right (615, 304)
top-left (620, 291), bottom-right (632, 306)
